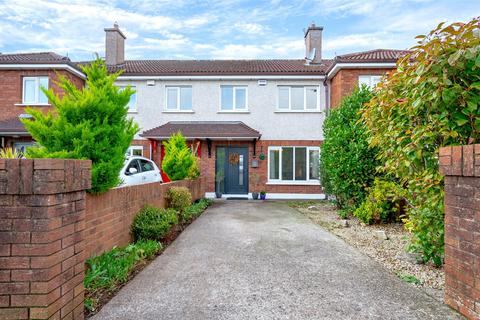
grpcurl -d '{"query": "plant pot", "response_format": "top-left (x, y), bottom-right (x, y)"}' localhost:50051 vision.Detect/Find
top-left (252, 192), bottom-right (259, 200)
top-left (215, 192), bottom-right (222, 199)
top-left (260, 194), bottom-right (266, 200)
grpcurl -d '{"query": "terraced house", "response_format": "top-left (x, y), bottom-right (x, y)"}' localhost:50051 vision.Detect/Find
top-left (0, 23), bottom-right (408, 199)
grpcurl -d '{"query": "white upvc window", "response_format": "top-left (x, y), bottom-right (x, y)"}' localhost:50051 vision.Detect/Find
top-left (126, 145), bottom-right (143, 157)
top-left (22, 76), bottom-right (49, 105)
top-left (277, 86), bottom-right (320, 111)
top-left (220, 85), bottom-right (248, 111)
top-left (358, 75), bottom-right (382, 89)
top-left (165, 86), bottom-right (192, 111)
top-left (119, 86), bottom-right (137, 112)
top-left (268, 146), bottom-right (320, 184)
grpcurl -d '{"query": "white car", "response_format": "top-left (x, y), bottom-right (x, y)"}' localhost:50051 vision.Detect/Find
top-left (119, 156), bottom-right (163, 186)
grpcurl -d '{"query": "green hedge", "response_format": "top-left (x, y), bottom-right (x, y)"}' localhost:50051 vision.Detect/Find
top-left (131, 206), bottom-right (178, 242)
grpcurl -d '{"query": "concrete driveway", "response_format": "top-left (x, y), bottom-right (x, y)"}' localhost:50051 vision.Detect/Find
top-left (93, 201), bottom-right (460, 320)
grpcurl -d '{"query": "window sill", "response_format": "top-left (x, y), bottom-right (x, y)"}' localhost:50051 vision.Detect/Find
top-left (274, 110), bottom-right (323, 113)
top-left (162, 110), bottom-right (195, 113)
top-left (266, 180), bottom-right (321, 186)
top-left (217, 110), bottom-right (250, 114)
top-left (15, 103), bottom-right (51, 107)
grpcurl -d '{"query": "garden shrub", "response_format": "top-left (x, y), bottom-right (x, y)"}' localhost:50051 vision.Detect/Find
top-left (320, 86), bottom-right (378, 213)
top-left (182, 198), bottom-right (213, 221)
top-left (21, 58), bottom-right (138, 193)
top-left (354, 178), bottom-right (405, 224)
top-left (131, 205), bottom-right (178, 242)
top-left (162, 132), bottom-right (197, 181)
top-left (166, 187), bottom-right (192, 213)
top-left (360, 18), bottom-right (480, 265)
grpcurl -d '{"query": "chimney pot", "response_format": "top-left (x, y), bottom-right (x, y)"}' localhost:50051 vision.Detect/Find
top-left (104, 23), bottom-right (126, 66)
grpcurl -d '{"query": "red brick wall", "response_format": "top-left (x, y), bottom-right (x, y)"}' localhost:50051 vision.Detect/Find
top-left (85, 178), bottom-right (204, 258)
top-left (197, 139), bottom-right (322, 195)
top-left (0, 70), bottom-right (84, 122)
top-left (0, 159), bottom-right (91, 320)
top-left (439, 145), bottom-right (480, 319)
top-left (330, 68), bottom-right (394, 108)
top-left (130, 139), bottom-right (151, 159)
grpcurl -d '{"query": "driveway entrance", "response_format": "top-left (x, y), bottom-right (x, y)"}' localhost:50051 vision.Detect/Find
top-left (93, 201), bottom-right (460, 320)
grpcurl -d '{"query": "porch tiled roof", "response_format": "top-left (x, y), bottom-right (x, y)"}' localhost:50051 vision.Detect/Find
top-left (0, 117), bottom-right (29, 135)
top-left (141, 121), bottom-right (261, 139)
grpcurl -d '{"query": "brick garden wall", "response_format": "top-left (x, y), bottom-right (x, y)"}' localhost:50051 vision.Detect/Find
top-left (439, 145), bottom-right (480, 319)
top-left (85, 178), bottom-right (204, 258)
top-left (0, 159), bottom-right (91, 320)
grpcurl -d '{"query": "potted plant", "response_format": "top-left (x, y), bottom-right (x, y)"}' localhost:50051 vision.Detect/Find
top-left (215, 170), bottom-right (224, 199)
top-left (251, 173), bottom-right (260, 200)
top-left (260, 190), bottom-right (267, 200)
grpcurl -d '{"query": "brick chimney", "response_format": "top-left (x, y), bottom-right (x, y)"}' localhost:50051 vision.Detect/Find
top-left (104, 22), bottom-right (126, 66)
top-left (304, 23), bottom-right (323, 64)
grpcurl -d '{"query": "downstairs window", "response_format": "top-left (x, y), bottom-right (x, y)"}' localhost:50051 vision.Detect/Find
top-left (268, 146), bottom-right (320, 183)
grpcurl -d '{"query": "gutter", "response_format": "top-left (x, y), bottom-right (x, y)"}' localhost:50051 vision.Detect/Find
top-left (0, 64), bottom-right (86, 79)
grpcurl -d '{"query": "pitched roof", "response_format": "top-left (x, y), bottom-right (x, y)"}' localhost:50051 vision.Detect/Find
top-left (0, 116), bottom-right (29, 135)
top-left (334, 49), bottom-right (411, 63)
top-left (0, 52), bottom-right (72, 64)
top-left (141, 121), bottom-right (261, 139)
top-left (106, 59), bottom-right (333, 76)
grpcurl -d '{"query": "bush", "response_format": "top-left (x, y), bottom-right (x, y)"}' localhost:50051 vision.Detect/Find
top-left (166, 187), bottom-right (192, 213)
top-left (182, 198), bottom-right (213, 221)
top-left (188, 157), bottom-right (201, 179)
top-left (84, 240), bottom-right (161, 311)
top-left (162, 132), bottom-right (197, 181)
top-left (354, 179), bottom-right (405, 224)
top-left (361, 18), bottom-right (480, 265)
top-left (131, 206), bottom-right (178, 242)
top-left (320, 86), bottom-right (378, 212)
top-left (21, 58), bottom-right (138, 193)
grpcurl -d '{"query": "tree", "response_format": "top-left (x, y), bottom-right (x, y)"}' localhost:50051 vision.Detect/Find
top-left (320, 86), bottom-right (378, 214)
top-left (21, 58), bottom-right (138, 193)
top-left (162, 132), bottom-right (198, 181)
top-left (361, 18), bottom-right (480, 265)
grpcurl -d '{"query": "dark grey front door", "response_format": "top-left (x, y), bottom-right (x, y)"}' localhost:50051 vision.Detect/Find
top-left (224, 147), bottom-right (248, 194)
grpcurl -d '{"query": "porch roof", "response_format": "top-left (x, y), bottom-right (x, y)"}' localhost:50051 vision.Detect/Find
top-left (141, 121), bottom-right (261, 140)
top-left (0, 117), bottom-right (29, 136)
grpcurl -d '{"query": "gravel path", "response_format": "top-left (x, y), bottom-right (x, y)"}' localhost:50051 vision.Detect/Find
top-left (93, 200), bottom-right (460, 320)
top-left (289, 200), bottom-right (445, 302)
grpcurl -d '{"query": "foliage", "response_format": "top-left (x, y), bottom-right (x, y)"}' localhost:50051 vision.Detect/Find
top-left (187, 156), bottom-right (200, 179)
top-left (354, 178), bottom-right (405, 224)
top-left (131, 205), bottom-right (178, 242)
top-left (0, 147), bottom-right (23, 159)
top-left (260, 190), bottom-right (266, 195)
top-left (320, 86), bottom-right (378, 212)
top-left (360, 18), bottom-right (480, 265)
top-left (84, 240), bottom-right (161, 311)
top-left (21, 58), bottom-right (138, 193)
top-left (166, 187), bottom-right (192, 213)
top-left (182, 198), bottom-right (213, 221)
top-left (397, 273), bottom-right (422, 285)
top-left (162, 132), bottom-right (196, 181)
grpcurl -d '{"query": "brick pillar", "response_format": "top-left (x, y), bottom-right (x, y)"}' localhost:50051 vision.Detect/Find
top-left (439, 145), bottom-right (479, 319)
top-left (0, 159), bottom-right (91, 320)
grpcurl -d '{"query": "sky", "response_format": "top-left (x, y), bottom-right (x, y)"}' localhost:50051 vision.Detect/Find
top-left (0, 0), bottom-right (479, 61)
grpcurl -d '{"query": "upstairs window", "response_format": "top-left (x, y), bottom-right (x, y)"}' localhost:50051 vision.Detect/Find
top-left (277, 86), bottom-right (319, 111)
top-left (119, 86), bottom-right (137, 111)
top-left (220, 86), bottom-right (247, 111)
top-left (166, 86), bottom-right (192, 111)
top-left (358, 75), bottom-right (382, 89)
top-left (23, 76), bottom-right (48, 104)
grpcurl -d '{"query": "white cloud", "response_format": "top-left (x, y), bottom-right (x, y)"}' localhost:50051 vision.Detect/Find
top-left (234, 22), bottom-right (265, 34)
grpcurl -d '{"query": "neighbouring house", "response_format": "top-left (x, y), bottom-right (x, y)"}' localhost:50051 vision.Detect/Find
top-left (0, 23), bottom-right (408, 199)
top-left (0, 52), bottom-right (85, 152)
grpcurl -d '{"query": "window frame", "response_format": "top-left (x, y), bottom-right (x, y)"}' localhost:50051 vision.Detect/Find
top-left (119, 85), bottom-right (137, 112)
top-left (164, 86), bottom-right (193, 111)
top-left (267, 146), bottom-right (320, 185)
top-left (219, 85), bottom-right (248, 112)
top-left (22, 76), bottom-right (49, 105)
top-left (276, 85), bottom-right (321, 112)
top-left (126, 146), bottom-right (144, 157)
top-left (358, 75), bottom-right (382, 89)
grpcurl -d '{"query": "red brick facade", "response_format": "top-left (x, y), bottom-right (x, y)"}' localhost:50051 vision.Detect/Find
top-left (329, 68), bottom-right (394, 108)
top-left (440, 145), bottom-right (480, 319)
top-left (147, 139), bottom-right (323, 196)
top-left (0, 159), bottom-right (91, 320)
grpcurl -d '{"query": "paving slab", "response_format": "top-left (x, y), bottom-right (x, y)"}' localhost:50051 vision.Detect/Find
top-left (93, 201), bottom-right (462, 320)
